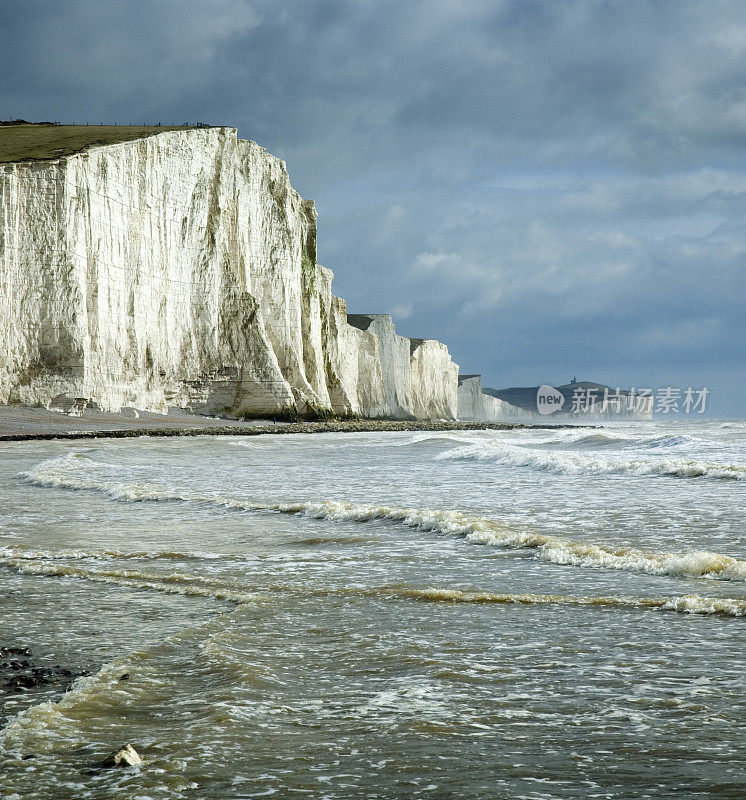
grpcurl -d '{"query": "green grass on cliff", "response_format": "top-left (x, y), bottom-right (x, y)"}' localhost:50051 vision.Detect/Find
top-left (0, 124), bottom-right (211, 163)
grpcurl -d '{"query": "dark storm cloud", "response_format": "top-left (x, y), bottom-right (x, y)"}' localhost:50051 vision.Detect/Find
top-left (2, 0), bottom-right (745, 413)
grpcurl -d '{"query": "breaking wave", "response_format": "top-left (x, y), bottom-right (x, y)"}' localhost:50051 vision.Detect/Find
top-left (512, 428), bottom-right (709, 450)
top-left (436, 439), bottom-right (746, 479)
top-left (19, 454), bottom-right (746, 582)
top-left (641, 434), bottom-right (703, 448)
top-left (285, 500), bottom-right (746, 581)
top-left (561, 432), bottom-right (634, 447)
top-left (0, 614), bottom-right (231, 752)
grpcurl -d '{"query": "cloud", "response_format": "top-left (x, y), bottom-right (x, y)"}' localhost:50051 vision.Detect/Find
top-left (1, 0), bottom-right (260, 121)
top-left (411, 252), bottom-right (463, 275)
top-left (390, 304), bottom-right (413, 320)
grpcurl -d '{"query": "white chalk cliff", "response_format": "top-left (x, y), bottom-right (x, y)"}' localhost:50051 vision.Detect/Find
top-left (457, 375), bottom-right (523, 421)
top-left (409, 339), bottom-right (459, 420)
top-left (0, 127), bottom-right (461, 419)
top-left (345, 314), bottom-right (460, 420)
top-left (346, 315), bottom-right (413, 419)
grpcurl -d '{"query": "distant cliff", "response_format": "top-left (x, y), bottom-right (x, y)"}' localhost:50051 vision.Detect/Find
top-left (457, 376), bottom-right (653, 421)
top-left (480, 381), bottom-right (653, 420)
top-left (0, 126), bottom-right (459, 419)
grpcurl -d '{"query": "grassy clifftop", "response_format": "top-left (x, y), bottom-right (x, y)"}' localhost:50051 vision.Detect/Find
top-left (0, 124), bottom-right (213, 163)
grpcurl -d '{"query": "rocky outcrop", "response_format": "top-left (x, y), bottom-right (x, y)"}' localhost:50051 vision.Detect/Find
top-left (0, 645), bottom-right (90, 728)
top-left (102, 744), bottom-right (143, 768)
top-left (0, 127), bottom-right (451, 418)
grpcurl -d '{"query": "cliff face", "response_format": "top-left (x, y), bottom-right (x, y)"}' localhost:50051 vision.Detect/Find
top-left (0, 127), bottom-right (458, 418)
top-left (347, 314), bottom-right (414, 419)
top-left (410, 339), bottom-right (459, 420)
top-left (457, 375), bottom-right (523, 421)
top-left (345, 315), bottom-right (461, 420)
top-left (482, 392), bottom-right (525, 420)
top-left (456, 375), bottom-right (483, 420)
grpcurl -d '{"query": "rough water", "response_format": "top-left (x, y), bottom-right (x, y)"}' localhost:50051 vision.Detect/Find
top-left (1, 419), bottom-right (744, 799)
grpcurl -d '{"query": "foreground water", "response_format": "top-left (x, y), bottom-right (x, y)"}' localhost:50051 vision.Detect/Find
top-left (0, 419), bottom-right (744, 799)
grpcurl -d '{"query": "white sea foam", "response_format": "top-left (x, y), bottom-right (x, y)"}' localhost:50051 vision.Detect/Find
top-left (436, 439), bottom-right (746, 479)
top-left (19, 454), bottom-right (746, 583)
top-left (660, 594), bottom-right (746, 616)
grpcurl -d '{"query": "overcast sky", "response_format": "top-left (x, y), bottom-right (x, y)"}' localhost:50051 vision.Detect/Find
top-left (3, 0), bottom-right (745, 415)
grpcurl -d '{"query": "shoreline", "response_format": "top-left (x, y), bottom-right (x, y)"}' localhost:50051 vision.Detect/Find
top-left (0, 406), bottom-right (594, 441)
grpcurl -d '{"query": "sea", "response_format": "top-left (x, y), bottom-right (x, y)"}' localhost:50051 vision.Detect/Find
top-left (0, 418), bottom-right (744, 799)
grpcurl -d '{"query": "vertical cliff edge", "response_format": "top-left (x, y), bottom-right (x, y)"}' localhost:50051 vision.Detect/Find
top-left (0, 126), bottom-right (460, 419)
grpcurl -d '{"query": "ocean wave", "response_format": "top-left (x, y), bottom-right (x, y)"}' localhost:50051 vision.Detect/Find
top-left (0, 545), bottom-right (224, 562)
top-left (435, 439), bottom-right (745, 479)
top-left (0, 662), bottom-right (125, 753)
top-left (567, 432), bottom-right (632, 447)
top-left (1, 539), bottom-right (743, 619)
top-left (19, 454), bottom-right (746, 583)
top-left (0, 552), bottom-right (258, 604)
top-left (659, 594), bottom-right (746, 616)
top-left (388, 588), bottom-right (746, 616)
top-left (561, 432), bottom-right (699, 449)
top-left (514, 431), bottom-right (633, 449)
top-left (641, 434), bottom-right (705, 449)
top-left (401, 432), bottom-right (480, 446)
top-left (285, 500), bottom-right (746, 581)
top-left (515, 430), bottom-right (703, 449)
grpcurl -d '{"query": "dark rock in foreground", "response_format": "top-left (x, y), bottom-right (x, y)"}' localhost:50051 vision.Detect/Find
top-left (0, 647), bottom-right (89, 696)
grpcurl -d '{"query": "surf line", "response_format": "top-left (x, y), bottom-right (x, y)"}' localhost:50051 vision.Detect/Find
top-left (1, 554), bottom-right (744, 617)
top-left (19, 455), bottom-right (746, 583)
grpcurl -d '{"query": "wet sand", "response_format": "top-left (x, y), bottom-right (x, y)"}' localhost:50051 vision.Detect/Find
top-left (0, 406), bottom-right (588, 441)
